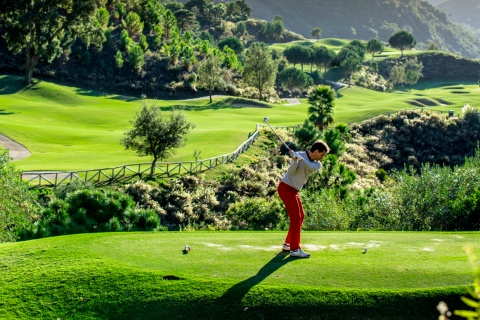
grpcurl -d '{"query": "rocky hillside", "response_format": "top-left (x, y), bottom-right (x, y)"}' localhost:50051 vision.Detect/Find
top-left (204, 0), bottom-right (480, 58)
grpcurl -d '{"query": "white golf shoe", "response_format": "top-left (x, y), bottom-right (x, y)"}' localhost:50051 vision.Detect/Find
top-left (282, 243), bottom-right (290, 252)
top-left (290, 248), bottom-right (310, 258)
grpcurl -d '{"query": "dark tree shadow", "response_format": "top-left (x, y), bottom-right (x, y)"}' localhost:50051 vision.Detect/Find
top-left (0, 109), bottom-right (15, 115)
top-left (0, 75), bottom-right (29, 95)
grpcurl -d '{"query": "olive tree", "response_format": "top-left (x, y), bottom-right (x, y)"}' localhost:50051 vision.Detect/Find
top-left (121, 103), bottom-right (195, 178)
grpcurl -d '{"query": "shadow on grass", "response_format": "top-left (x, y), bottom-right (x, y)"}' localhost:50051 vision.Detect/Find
top-left (0, 75), bottom-right (29, 95)
top-left (157, 99), bottom-right (271, 112)
top-left (215, 251), bottom-right (292, 310)
top-left (74, 88), bottom-right (143, 102)
top-left (0, 109), bottom-right (15, 115)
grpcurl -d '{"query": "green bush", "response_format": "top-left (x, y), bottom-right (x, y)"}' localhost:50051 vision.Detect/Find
top-left (348, 153), bottom-right (480, 231)
top-left (24, 188), bottom-right (161, 239)
top-left (302, 189), bottom-right (352, 230)
top-left (226, 197), bottom-right (286, 230)
top-left (0, 148), bottom-right (38, 242)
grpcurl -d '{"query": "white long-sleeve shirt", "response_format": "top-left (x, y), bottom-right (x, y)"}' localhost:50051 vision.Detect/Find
top-left (281, 151), bottom-right (322, 191)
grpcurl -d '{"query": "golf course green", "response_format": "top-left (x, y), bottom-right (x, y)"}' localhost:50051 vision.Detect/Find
top-left (1, 231), bottom-right (478, 319)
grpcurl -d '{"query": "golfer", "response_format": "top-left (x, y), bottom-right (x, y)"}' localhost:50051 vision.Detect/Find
top-left (278, 140), bottom-right (330, 258)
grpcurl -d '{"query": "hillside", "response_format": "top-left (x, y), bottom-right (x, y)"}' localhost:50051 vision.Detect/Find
top-left (435, 0), bottom-right (480, 34)
top-left (218, 0), bottom-right (480, 58)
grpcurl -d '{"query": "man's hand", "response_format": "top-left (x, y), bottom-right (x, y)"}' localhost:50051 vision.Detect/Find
top-left (290, 150), bottom-right (302, 161)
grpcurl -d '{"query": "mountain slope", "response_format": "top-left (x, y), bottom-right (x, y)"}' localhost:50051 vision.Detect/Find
top-left (238, 0), bottom-right (480, 58)
top-left (435, 0), bottom-right (480, 31)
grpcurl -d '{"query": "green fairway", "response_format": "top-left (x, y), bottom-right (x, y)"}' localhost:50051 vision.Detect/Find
top-left (268, 38), bottom-right (417, 58)
top-left (1, 232), bottom-right (478, 319)
top-left (0, 74), bottom-right (478, 171)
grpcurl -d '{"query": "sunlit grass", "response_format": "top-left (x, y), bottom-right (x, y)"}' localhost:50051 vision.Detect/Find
top-left (0, 74), bottom-right (478, 171)
top-left (0, 231), bottom-right (478, 319)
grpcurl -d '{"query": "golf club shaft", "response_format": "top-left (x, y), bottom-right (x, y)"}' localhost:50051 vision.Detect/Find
top-left (264, 121), bottom-right (291, 151)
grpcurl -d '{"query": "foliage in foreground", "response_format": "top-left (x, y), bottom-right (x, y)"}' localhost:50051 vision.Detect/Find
top-left (438, 247), bottom-right (480, 320)
top-left (0, 148), bottom-right (37, 242)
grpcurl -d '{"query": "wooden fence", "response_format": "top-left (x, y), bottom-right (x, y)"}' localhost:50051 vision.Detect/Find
top-left (22, 124), bottom-right (298, 187)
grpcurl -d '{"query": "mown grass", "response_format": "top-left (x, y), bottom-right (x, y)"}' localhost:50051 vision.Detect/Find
top-left (0, 74), bottom-right (479, 171)
top-left (1, 231), bottom-right (478, 319)
top-left (268, 38), bottom-right (417, 58)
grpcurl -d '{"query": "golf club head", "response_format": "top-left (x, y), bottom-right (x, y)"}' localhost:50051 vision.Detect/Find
top-left (263, 117), bottom-right (269, 123)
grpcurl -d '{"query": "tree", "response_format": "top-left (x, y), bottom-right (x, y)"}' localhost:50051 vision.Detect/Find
top-left (184, 0), bottom-right (214, 27)
top-left (217, 36), bottom-right (244, 55)
top-left (235, 0), bottom-right (252, 20)
top-left (243, 42), bottom-right (278, 101)
top-left (127, 42), bottom-right (145, 71)
top-left (197, 54), bottom-right (226, 103)
top-left (212, 3), bottom-right (226, 21)
top-left (123, 12), bottom-right (144, 38)
top-left (389, 30), bottom-right (417, 57)
top-left (260, 16), bottom-right (285, 41)
top-left (295, 120), bottom-right (322, 150)
top-left (331, 44), bottom-right (363, 68)
top-left (341, 56), bottom-right (363, 87)
top-left (404, 69), bottom-right (420, 92)
top-left (389, 65), bottom-right (405, 89)
top-left (307, 85), bottom-right (336, 130)
top-left (174, 9), bottom-right (199, 33)
top-left (311, 46), bottom-right (335, 77)
top-left (367, 39), bottom-right (384, 60)
top-left (163, 10), bottom-right (177, 41)
top-left (403, 58), bottom-right (423, 91)
top-left (0, 148), bottom-right (37, 242)
top-left (1, 0), bottom-right (106, 84)
top-left (310, 27), bottom-right (323, 42)
top-left (283, 45), bottom-right (311, 71)
top-left (277, 67), bottom-right (313, 95)
top-left (121, 103), bottom-right (195, 178)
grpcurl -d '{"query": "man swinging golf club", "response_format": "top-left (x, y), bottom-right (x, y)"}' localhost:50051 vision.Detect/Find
top-left (264, 118), bottom-right (330, 258)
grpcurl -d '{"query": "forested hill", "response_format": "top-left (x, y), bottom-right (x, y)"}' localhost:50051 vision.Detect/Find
top-left (434, 0), bottom-right (480, 34)
top-left (203, 0), bottom-right (480, 58)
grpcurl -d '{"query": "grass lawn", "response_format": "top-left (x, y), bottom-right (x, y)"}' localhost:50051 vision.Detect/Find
top-left (0, 74), bottom-right (479, 172)
top-left (1, 231), bottom-right (478, 319)
top-left (268, 38), bottom-right (417, 57)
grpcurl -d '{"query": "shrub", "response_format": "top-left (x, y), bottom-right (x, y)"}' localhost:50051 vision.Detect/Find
top-left (0, 148), bottom-right (38, 242)
top-left (302, 189), bottom-right (352, 230)
top-left (226, 197), bottom-right (286, 230)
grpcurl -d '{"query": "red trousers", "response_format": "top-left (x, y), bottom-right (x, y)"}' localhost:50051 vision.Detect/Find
top-left (278, 181), bottom-right (304, 251)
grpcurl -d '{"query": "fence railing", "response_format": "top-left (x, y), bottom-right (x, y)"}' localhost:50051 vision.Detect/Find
top-left (22, 123), bottom-right (298, 187)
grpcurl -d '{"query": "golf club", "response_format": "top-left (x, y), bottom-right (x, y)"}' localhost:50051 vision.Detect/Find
top-left (263, 117), bottom-right (302, 160)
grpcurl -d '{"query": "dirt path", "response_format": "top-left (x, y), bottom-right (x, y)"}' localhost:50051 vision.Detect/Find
top-left (0, 134), bottom-right (31, 161)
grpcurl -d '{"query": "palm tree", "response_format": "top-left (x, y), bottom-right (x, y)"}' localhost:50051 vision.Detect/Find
top-left (307, 85), bottom-right (336, 131)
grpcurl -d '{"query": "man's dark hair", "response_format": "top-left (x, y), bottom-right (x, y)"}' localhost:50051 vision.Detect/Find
top-left (310, 140), bottom-right (330, 153)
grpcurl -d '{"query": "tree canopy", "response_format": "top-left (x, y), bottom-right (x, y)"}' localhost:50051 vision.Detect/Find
top-left (389, 30), bottom-right (417, 56)
top-left (0, 0), bottom-right (106, 84)
top-left (197, 54), bottom-right (226, 103)
top-left (242, 42), bottom-right (278, 101)
top-left (121, 104), bottom-right (195, 177)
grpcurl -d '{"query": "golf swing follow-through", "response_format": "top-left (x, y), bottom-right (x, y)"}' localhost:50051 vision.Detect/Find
top-left (264, 117), bottom-right (330, 258)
